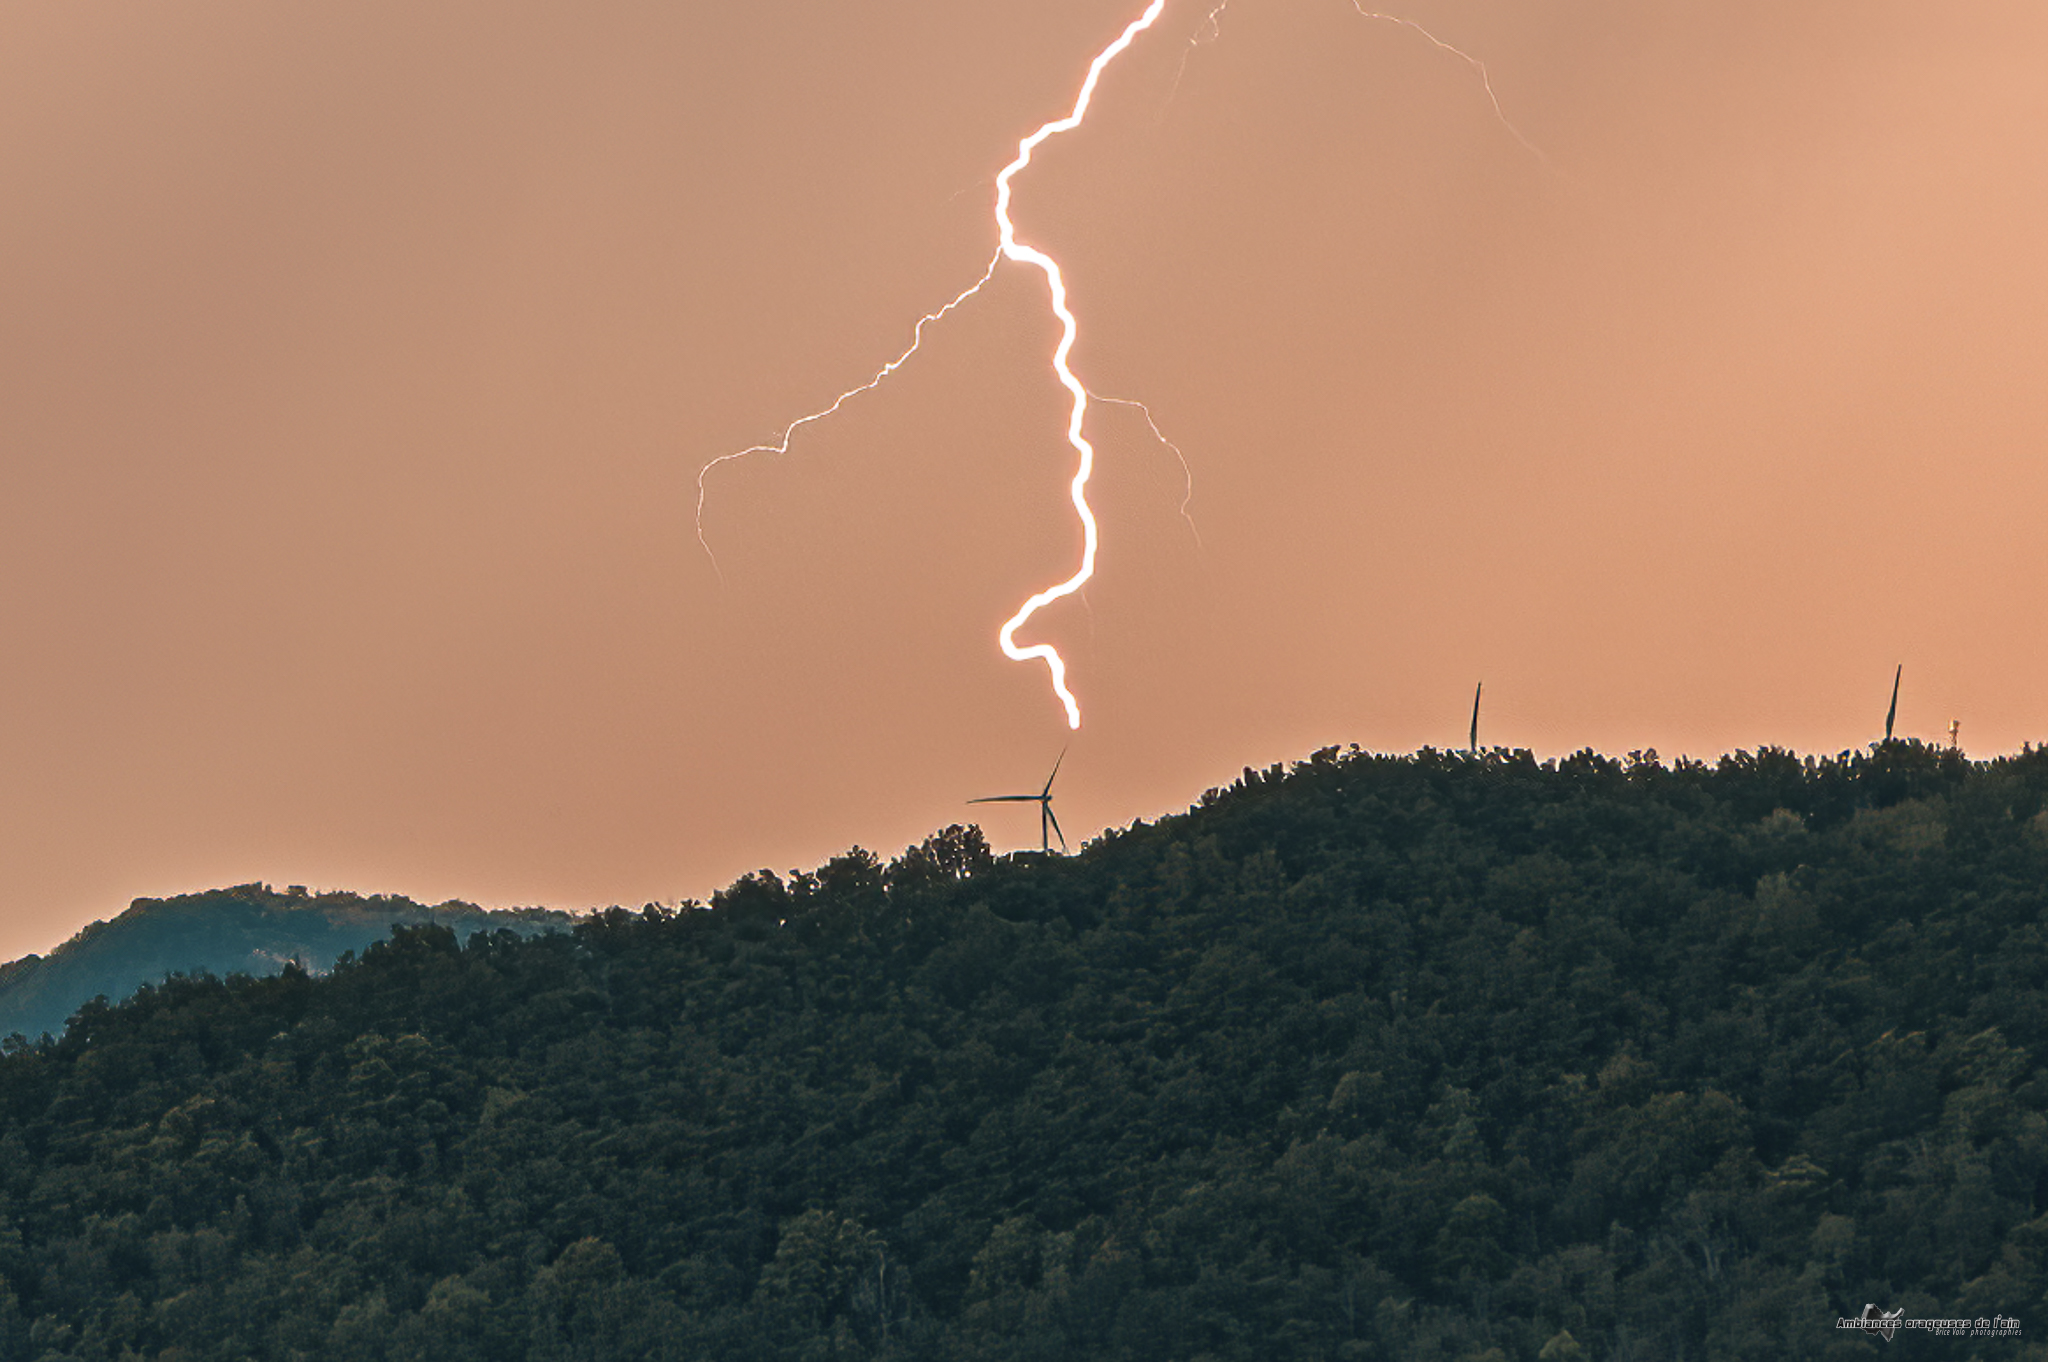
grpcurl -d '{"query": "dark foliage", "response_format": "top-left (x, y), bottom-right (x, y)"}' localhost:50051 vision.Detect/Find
top-left (4, 744), bottom-right (2048, 1360)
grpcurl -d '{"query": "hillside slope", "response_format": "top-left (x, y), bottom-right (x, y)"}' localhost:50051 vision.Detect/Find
top-left (0, 886), bottom-right (572, 1042)
top-left (1, 742), bottom-right (2046, 1360)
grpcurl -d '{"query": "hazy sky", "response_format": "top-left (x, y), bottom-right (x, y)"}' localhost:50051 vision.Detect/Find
top-left (4, 0), bottom-right (2045, 959)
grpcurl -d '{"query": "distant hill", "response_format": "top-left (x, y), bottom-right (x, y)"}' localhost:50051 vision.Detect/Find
top-left (4, 740), bottom-right (2048, 1358)
top-left (0, 884), bottom-right (573, 1041)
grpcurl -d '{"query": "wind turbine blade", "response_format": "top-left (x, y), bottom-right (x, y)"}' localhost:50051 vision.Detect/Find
top-left (1046, 804), bottom-right (1067, 852)
top-left (1469, 681), bottom-right (1482, 753)
top-left (1043, 747), bottom-right (1066, 797)
top-left (1885, 664), bottom-right (1901, 742)
top-left (969, 794), bottom-right (1040, 804)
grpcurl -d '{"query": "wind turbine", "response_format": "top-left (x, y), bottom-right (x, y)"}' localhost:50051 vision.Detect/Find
top-left (1884, 664), bottom-right (1902, 742)
top-left (969, 751), bottom-right (1067, 854)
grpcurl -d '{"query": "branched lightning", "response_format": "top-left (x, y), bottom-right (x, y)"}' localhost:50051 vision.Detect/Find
top-left (1171, 0), bottom-right (1547, 167)
top-left (1169, 1), bottom-right (1233, 103)
top-left (992, 0), bottom-right (1170, 730)
top-left (694, 250), bottom-right (1001, 582)
top-left (1088, 390), bottom-right (1201, 549)
top-left (698, 0), bottom-right (1543, 730)
top-left (698, 0), bottom-right (1172, 728)
top-left (1341, 4), bottom-right (1549, 168)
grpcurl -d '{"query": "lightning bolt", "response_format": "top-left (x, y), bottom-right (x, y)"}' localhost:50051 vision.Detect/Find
top-left (1173, 1), bottom-right (1547, 168)
top-left (697, 1), bottom-right (1172, 729)
top-left (1169, 1), bottom-right (1233, 103)
top-left (992, 0), bottom-right (1170, 730)
top-left (698, 0), bottom-right (1542, 729)
top-left (694, 250), bottom-right (1001, 583)
top-left (1089, 389), bottom-right (1201, 549)
top-left (1341, 4), bottom-right (1549, 169)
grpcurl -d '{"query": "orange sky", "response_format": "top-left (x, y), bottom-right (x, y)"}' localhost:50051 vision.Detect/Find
top-left (4, 0), bottom-right (2045, 960)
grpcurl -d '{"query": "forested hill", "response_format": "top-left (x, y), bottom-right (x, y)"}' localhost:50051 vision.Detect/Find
top-left (0, 887), bottom-right (572, 1044)
top-left (4, 742), bottom-right (2048, 1360)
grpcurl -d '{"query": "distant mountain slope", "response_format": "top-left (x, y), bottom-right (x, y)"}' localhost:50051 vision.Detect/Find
top-left (5, 741), bottom-right (2048, 1358)
top-left (0, 884), bottom-right (572, 1041)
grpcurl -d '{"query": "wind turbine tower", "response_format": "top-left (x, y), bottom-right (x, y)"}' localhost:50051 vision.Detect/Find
top-left (969, 753), bottom-right (1069, 854)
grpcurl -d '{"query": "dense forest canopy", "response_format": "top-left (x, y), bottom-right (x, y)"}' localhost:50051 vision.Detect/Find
top-left (3, 741), bottom-right (2047, 1360)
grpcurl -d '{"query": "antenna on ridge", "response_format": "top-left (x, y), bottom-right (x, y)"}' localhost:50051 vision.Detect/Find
top-left (1884, 664), bottom-right (1902, 743)
top-left (1469, 682), bottom-right (1482, 753)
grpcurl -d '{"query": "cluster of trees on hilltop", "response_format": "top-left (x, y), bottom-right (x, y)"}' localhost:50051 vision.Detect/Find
top-left (2, 741), bottom-right (2048, 1360)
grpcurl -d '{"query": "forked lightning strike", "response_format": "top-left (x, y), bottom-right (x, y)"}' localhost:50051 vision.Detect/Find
top-left (1341, 4), bottom-right (1548, 167)
top-left (1089, 390), bottom-right (1200, 548)
top-left (698, 0), bottom-right (1541, 729)
top-left (1181, 0), bottom-right (1546, 164)
top-left (990, 0), bottom-right (1171, 730)
top-left (693, 251), bottom-right (1001, 582)
top-left (698, 0), bottom-right (1173, 730)
top-left (1169, 2), bottom-right (1233, 102)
